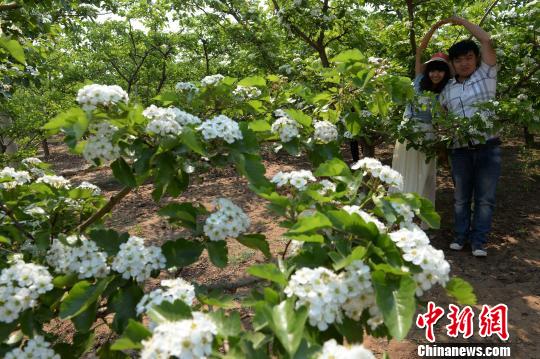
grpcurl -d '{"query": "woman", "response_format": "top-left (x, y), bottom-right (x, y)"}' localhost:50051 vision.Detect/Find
top-left (392, 21), bottom-right (451, 206)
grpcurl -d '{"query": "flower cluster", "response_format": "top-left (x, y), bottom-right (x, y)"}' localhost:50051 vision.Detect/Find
top-left (112, 236), bottom-right (166, 282)
top-left (145, 107), bottom-right (184, 137)
top-left (318, 339), bottom-right (375, 359)
top-left (390, 202), bottom-right (415, 227)
top-left (318, 179), bottom-right (336, 195)
top-left (175, 81), bottom-right (199, 93)
top-left (200, 74), bottom-right (224, 87)
top-left (76, 84), bottom-right (128, 111)
top-left (143, 105), bottom-right (201, 127)
top-left (21, 157), bottom-right (45, 177)
top-left (36, 175), bottom-right (70, 189)
top-left (342, 205), bottom-right (387, 233)
top-left (4, 335), bottom-right (60, 359)
top-left (141, 312), bottom-right (217, 359)
top-left (389, 226), bottom-right (450, 295)
top-left (285, 267), bottom-right (348, 330)
top-left (197, 115), bottom-right (243, 144)
top-left (203, 198), bottom-right (250, 241)
top-left (77, 181), bottom-right (101, 196)
top-left (0, 167), bottom-right (31, 189)
top-left (0, 261), bottom-right (53, 323)
top-left (271, 117), bottom-right (301, 142)
top-left (351, 157), bottom-right (403, 191)
top-left (271, 170), bottom-right (316, 191)
top-left (82, 122), bottom-right (121, 164)
top-left (313, 120), bottom-right (338, 143)
top-left (137, 278), bottom-right (196, 315)
top-left (233, 85), bottom-right (261, 100)
top-left (46, 235), bottom-right (109, 279)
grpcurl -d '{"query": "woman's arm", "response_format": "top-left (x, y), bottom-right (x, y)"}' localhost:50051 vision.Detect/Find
top-left (447, 16), bottom-right (496, 65)
top-left (415, 20), bottom-right (449, 75)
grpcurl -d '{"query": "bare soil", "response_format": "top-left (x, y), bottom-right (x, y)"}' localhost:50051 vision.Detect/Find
top-left (43, 137), bottom-right (540, 358)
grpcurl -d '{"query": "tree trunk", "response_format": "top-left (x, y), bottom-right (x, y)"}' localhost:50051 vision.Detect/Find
top-left (359, 138), bottom-right (375, 158)
top-left (42, 139), bottom-right (50, 158)
top-left (524, 126), bottom-right (535, 147)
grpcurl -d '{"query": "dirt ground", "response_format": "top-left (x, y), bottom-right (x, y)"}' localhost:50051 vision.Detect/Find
top-left (43, 136), bottom-right (539, 358)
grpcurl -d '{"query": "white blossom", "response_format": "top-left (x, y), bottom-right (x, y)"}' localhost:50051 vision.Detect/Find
top-left (391, 202), bottom-right (415, 226)
top-left (0, 167), bottom-right (31, 189)
top-left (112, 236), bottom-right (166, 282)
top-left (340, 260), bottom-right (376, 321)
top-left (197, 115), bottom-right (243, 144)
top-left (76, 84), bottom-right (128, 111)
top-left (36, 175), bottom-right (70, 189)
top-left (77, 181), bottom-right (101, 195)
top-left (318, 179), bottom-right (336, 195)
top-left (313, 120), bottom-right (338, 143)
top-left (233, 85), bottom-right (261, 100)
top-left (271, 117), bottom-right (301, 142)
top-left (46, 235), bottom-right (109, 279)
top-left (318, 339), bottom-right (375, 359)
top-left (82, 122), bottom-right (121, 164)
top-left (203, 198), bottom-right (250, 241)
top-left (200, 74), bottom-right (224, 87)
top-left (175, 81), bottom-right (199, 93)
top-left (137, 278), bottom-right (196, 315)
top-left (271, 170), bottom-right (316, 191)
top-left (351, 157), bottom-right (403, 191)
top-left (141, 312), bottom-right (217, 359)
top-left (0, 261), bottom-right (53, 323)
top-left (4, 335), bottom-right (60, 359)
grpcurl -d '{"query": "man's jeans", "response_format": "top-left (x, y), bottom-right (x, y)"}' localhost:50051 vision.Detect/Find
top-left (450, 144), bottom-right (501, 247)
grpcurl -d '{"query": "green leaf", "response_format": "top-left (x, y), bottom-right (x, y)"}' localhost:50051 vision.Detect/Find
top-left (233, 153), bottom-right (271, 190)
top-left (158, 202), bottom-right (199, 230)
top-left (284, 109), bottom-right (312, 127)
top-left (147, 299), bottom-right (192, 324)
top-left (247, 263), bottom-right (287, 286)
top-left (0, 235), bottom-right (10, 244)
top-left (196, 290), bottom-right (234, 308)
top-left (336, 316), bottom-right (364, 343)
top-left (206, 240), bottom-right (228, 268)
top-left (111, 158), bottom-right (136, 188)
top-left (88, 229), bottom-right (129, 256)
top-left (372, 271), bottom-right (416, 340)
top-left (445, 277), bottom-right (477, 305)
top-left (238, 75), bottom-right (266, 87)
top-left (0, 321), bottom-right (18, 342)
top-left (331, 245), bottom-right (367, 271)
top-left (98, 343), bottom-right (129, 359)
top-left (331, 49), bottom-right (365, 63)
top-left (287, 212), bottom-right (332, 235)
top-left (264, 299), bottom-right (308, 356)
top-left (284, 233), bottom-right (324, 243)
top-left (249, 119), bottom-right (271, 132)
top-left (60, 276), bottom-right (114, 319)
top-left (0, 37), bottom-right (25, 64)
top-left (237, 234), bottom-right (271, 258)
top-left (209, 309), bottom-right (242, 337)
top-left (19, 310), bottom-right (35, 336)
top-left (54, 332), bottom-right (95, 359)
top-left (43, 108), bottom-right (87, 136)
top-left (180, 127), bottom-right (206, 155)
top-left (110, 284), bottom-right (144, 333)
top-left (325, 210), bottom-right (379, 239)
top-left (162, 238), bottom-right (204, 268)
top-left (72, 301), bottom-right (97, 333)
top-left (111, 320), bottom-right (152, 351)
top-left (53, 273), bottom-right (79, 288)
top-left (314, 158), bottom-right (352, 177)
top-left (417, 197), bottom-right (440, 229)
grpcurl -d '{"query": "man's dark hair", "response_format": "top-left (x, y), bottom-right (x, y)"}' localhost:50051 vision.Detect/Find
top-left (448, 40), bottom-right (480, 61)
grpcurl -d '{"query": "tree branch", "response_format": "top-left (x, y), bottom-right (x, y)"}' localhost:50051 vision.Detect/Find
top-left (0, 202), bottom-right (35, 241)
top-left (0, 2), bottom-right (20, 12)
top-left (76, 186), bottom-right (132, 233)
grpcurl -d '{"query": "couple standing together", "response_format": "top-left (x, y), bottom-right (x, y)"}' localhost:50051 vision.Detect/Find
top-left (392, 16), bottom-right (500, 257)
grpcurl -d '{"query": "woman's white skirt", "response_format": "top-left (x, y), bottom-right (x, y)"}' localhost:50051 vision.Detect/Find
top-left (391, 140), bottom-right (437, 205)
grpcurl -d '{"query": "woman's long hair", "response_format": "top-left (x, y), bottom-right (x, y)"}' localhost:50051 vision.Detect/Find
top-left (419, 61), bottom-right (451, 93)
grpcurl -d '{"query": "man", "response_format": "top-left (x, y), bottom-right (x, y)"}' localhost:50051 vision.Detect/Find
top-left (439, 16), bottom-right (499, 257)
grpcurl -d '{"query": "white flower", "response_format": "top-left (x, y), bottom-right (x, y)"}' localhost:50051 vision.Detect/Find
top-left (77, 181), bottom-right (101, 195)
top-left (271, 117), bottom-right (301, 142)
top-left (0, 261), bottom-right (53, 323)
top-left (4, 335), bottom-right (60, 359)
top-left (271, 170), bottom-right (316, 191)
top-left (233, 85), bottom-right (261, 100)
top-left (141, 312), bottom-right (217, 359)
top-left (36, 175), bottom-right (70, 189)
top-left (175, 81), bottom-right (199, 93)
top-left (342, 205), bottom-right (386, 233)
top-left (146, 118), bottom-right (183, 137)
top-left (340, 260), bottom-right (376, 321)
top-left (112, 236), bottom-right (166, 282)
top-left (318, 179), bottom-right (336, 195)
top-left (313, 121), bottom-right (338, 143)
top-left (82, 123), bottom-right (121, 164)
top-left (47, 235), bottom-right (110, 279)
top-left (76, 84), bottom-right (128, 111)
top-left (203, 198), bottom-right (250, 242)
top-left (0, 167), bottom-right (31, 189)
top-left (391, 202), bottom-right (415, 225)
top-left (200, 74), bottom-right (224, 87)
top-left (21, 157), bottom-right (42, 166)
top-left (318, 339), bottom-right (375, 359)
top-left (351, 157), bottom-right (403, 191)
top-left (517, 94), bottom-right (528, 101)
top-left (285, 267), bottom-right (347, 331)
top-left (197, 115), bottom-right (243, 144)
top-left (137, 278), bottom-right (196, 315)
top-left (388, 227), bottom-right (429, 253)
top-left (278, 64), bottom-right (292, 74)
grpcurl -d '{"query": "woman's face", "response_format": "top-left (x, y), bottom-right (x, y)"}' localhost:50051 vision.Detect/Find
top-left (429, 69), bottom-right (446, 85)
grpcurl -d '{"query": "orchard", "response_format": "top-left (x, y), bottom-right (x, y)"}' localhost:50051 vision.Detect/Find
top-left (0, 1), bottom-right (538, 358)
